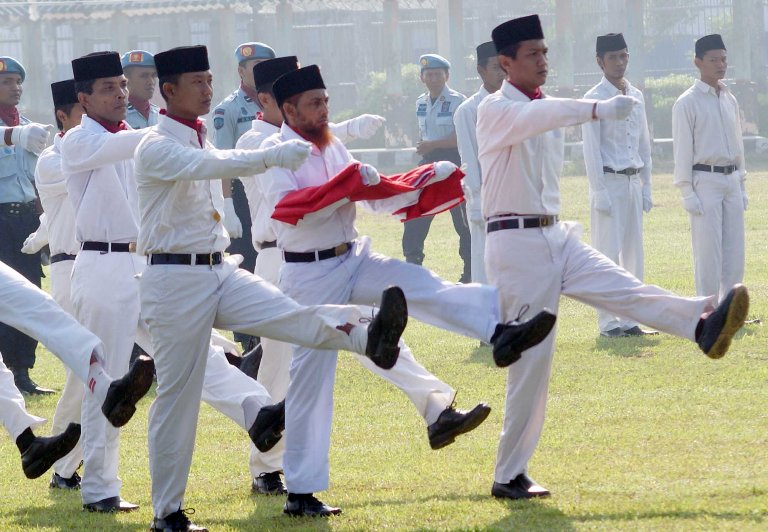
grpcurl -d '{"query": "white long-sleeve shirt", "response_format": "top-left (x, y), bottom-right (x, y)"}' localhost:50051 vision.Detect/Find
top-left (134, 114), bottom-right (275, 255)
top-left (476, 80), bottom-right (594, 217)
top-left (61, 116), bottom-right (146, 244)
top-left (581, 77), bottom-right (652, 194)
top-left (454, 85), bottom-right (490, 199)
top-left (34, 134), bottom-right (79, 255)
top-left (672, 79), bottom-right (746, 189)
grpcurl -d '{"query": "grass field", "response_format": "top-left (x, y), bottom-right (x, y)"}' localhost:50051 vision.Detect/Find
top-left (0, 170), bottom-right (766, 531)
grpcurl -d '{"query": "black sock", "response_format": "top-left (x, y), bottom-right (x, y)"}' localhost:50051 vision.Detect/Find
top-left (490, 323), bottom-right (504, 344)
top-left (694, 318), bottom-right (705, 342)
top-left (15, 427), bottom-right (35, 454)
top-left (287, 492), bottom-right (311, 502)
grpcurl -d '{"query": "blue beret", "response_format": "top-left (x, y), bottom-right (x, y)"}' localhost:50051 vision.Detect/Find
top-left (235, 42), bottom-right (275, 64)
top-left (121, 50), bottom-right (155, 69)
top-left (0, 57), bottom-right (25, 82)
top-left (419, 54), bottom-right (450, 71)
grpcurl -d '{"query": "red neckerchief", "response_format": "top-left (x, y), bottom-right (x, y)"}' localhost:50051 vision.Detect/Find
top-left (94, 118), bottom-right (129, 134)
top-left (160, 108), bottom-right (204, 147)
top-left (0, 104), bottom-right (19, 127)
top-left (512, 84), bottom-right (543, 100)
top-left (58, 131), bottom-right (65, 138)
top-left (240, 81), bottom-right (259, 103)
top-left (128, 95), bottom-right (151, 120)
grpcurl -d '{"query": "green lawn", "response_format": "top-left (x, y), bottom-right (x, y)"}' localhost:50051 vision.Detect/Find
top-left (1, 171), bottom-right (766, 531)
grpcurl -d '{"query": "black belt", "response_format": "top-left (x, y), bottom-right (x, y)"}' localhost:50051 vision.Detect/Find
top-left (487, 215), bottom-right (559, 234)
top-left (81, 241), bottom-right (134, 253)
top-left (149, 252), bottom-right (223, 266)
top-left (0, 201), bottom-right (36, 216)
top-left (50, 253), bottom-right (77, 264)
top-left (693, 163), bottom-right (738, 174)
top-left (259, 240), bottom-right (277, 250)
top-left (603, 166), bottom-right (640, 176)
top-left (283, 242), bottom-right (352, 263)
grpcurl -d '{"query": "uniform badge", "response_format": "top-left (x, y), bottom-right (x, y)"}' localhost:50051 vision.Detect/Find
top-left (214, 108), bottom-right (225, 116)
top-left (241, 46), bottom-right (254, 58)
top-left (0, 60), bottom-right (5, 72)
top-left (241, 107), bottom-right (248, 115)
top-left (439, 95), bottom-right (445, 101)
top-left (440, 101), bottom-right (451, 113)
top-left (129, 52), bottom-right (143, 63)
top-left (213, 211), bottom-right (221, 222)
top-left (420, 58), bottom-right (428, 66)
top-left (214, 117), bottom-right (224, 130)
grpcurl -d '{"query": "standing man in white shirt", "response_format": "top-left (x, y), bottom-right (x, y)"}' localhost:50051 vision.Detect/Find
top-left (261, 64), bottom-right (556, 517)
top-left (454, 41), bottom-right (505, 284)
top-left (582, 33), bottom-right (655, 337)
top-left (135, 46), bottom-right (409, 532)
top-left (477, 14), bottom-right (750, 501)
top-left (34, 79), bottom-right (87, 489)
top-left (672, 34), bottom-right (746, 303)
top-left (239, 56), bottom-right (491, 497)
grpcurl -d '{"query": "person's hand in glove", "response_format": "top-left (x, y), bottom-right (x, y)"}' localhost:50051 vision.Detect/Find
top-left (359, 163), bottom-right (381, 186)
top-left (222, 197), bottom-right (243, 239)
top-left (11, 123), bottom-right (53, 155)
top-left (591, 189), bottom-right (612, 215)
top-left (682, 193), bottom-right (703, 215)
top-left (595, 95), bottom-right (637, 121)
top-left (263, 139), bottom-right (312, 171)
top-left (347, 114), bottom-right (386, 140)
top-left (642, 183), bottom-right (653, 213)
top-left (21, 214), bottom-right (49, 254)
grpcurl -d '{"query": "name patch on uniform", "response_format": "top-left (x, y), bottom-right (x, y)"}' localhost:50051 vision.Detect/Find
top-left (237, 116), bottom-right (255, 124)
top-left (214, 117), bottom-right (224, 129)
top-left (214, 108), bottom-right (225, 116)
top-left (440, 101), bottom-right (451, 113)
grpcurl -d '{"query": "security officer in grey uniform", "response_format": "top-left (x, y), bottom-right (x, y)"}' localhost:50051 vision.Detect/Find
top-left (0, 56), bottom-right (54, 395)
top-left (404, 53), bottom-right (472, 282)
top-left (213, 41), bottom-right (276, 352)
top-left (122, 50), bottom-right (159, 129)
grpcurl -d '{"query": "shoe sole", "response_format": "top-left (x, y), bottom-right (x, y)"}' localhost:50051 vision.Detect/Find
top-left (430, 404), bottom-right (492, 450)
top-left (494, 312), bottom-right (556, 368)
top-left (102, 356), bottom-right (155, 428)
top-left (283, 508), bottom-right (342, 517)
top-left (370, 287), bottom-right (408, 370)
top-left (706, 284), bottom-right (749, 359)
top-left (254, 407), bottom-right (285, 453)
top-left (23, 426), bottom-right (81, 479)
top-left (491, 487), bottom-right (551, 500)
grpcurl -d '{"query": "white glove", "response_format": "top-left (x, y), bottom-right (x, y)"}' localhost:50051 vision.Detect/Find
top-left (348, 114), bottom-right (386, 140)
top-left (263, 139), bottom-right (312, 171)
top-left (642, 183), bottom-right (653, 213)
top-left (591, 189), bottom-right (612, 215)
top-left (433, 161), bottom-right (459, 182)
top-left (222, 197), bottom-right (243, 239)
top-left (682, 193), bottom-right (703, 215)
top-left (465, 189), bottom-right (483, 223)
top-left (595, 95), bottom-right (637, 121)
top-left (11, 123), bottom-right (53, 155)
top-left (359, 163), bottom-right (380, 186)
top-left (21, 215), bottom-right (49, 254)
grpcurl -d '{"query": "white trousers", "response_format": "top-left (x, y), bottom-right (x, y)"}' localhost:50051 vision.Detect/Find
top-left (280, 236), bottom-right (499, 494)
top-left (141, 255), bottom-right (370, 518)
top-left (49, 259), bottom-right (85, 478)
top-left (1, 351), bottom-right (46, 440)
top-left (485, 222), bottom-right (714, 483)
top-left (248, 247), bottom-right (457, 479)
top-left (467, 197), bottom-right (488, 284)
top-left (689, 170), bottom-right (745, 302)
top-left (591, 173), bottom-right (644, 332)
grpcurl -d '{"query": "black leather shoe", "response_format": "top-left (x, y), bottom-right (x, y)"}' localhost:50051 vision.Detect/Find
top-left (21, 423), bottom-right (81, 479)
top-left (151, 508), bottom-right (207, 531)
top-left (428, 403), bottom-right (491, 450)
top-left (252, 471), bottom-right (287, 495)
top-left (622, 326), bottom-right (658, 336)
top-left (13, 368), bottom-right (55, 395)
top-left (249, 400), bottom-right (285, 452)
top-left (492, 473), bottom-right (550, 500)
top-left (224, 351), bottom-right (243, 368)
top-left (83, 496), bottom-right (139, 513)
top-left (600, 327), bottom-right (627, 338)
top-left (365, 286), bottom-right (407, 370)
top-left (50, 471), bottom-right (81, 490)
top-left (239, 342), bottom-right (263, 380)
top-left (697, 284), bottom-right (749, 359)
top-left (102, 354), bottom-right (155, 427)
top-left (284, 494), bottom-right (342, 517)
top-left (492, 309), bottom-right (556, 367)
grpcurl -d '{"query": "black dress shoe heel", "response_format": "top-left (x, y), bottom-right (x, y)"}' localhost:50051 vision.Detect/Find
top-left (697, 284), bottom-right (749, 359)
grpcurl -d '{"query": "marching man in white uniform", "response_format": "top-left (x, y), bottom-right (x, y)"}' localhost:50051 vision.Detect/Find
top-left (0, 258), bottom-right (153, 480)
top-left (477, 14), bottom-right (750, 500)
top-left (260, 64), bottom-right (556, 517)
top-left (134, 45), bottom-right (409, 532)
top-left (454, 41), bottom-right (506, 284)
top-left (582, 33), bottom-right (655, 337)
top-left (238, 57), bottom-right (489, 497)
top-left (672, 34), bottom-right (746, 303)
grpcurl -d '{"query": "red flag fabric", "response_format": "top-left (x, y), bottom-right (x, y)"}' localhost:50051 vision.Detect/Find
top-left (272, 162), bottom-right (465, 225)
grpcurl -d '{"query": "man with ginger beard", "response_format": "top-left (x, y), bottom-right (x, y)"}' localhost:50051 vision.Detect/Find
top-left (238, 56), bottom-right (489, 498)
top-left (133, 45), bottom-right (410, 531)
top-left (259, 64), bottom-right (556, 517)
